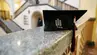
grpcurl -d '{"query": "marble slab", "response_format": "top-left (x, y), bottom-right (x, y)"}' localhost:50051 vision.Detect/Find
top-left (0, 27), bottom-right (72, 55)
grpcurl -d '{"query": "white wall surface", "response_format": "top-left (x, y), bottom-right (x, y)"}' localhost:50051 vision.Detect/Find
top-left (13, 5), bottom-right (56, 30)
top-left (13, 8), bottom-right (31, 30)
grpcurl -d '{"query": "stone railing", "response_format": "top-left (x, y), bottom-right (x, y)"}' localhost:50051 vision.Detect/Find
top-left (0, 27), bottom-right (72, 55)
top-left (62, 3), bottom-right (78, 10)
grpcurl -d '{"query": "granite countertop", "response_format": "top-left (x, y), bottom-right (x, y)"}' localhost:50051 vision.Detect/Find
top-left (0, 27), bottom-right (72, 55)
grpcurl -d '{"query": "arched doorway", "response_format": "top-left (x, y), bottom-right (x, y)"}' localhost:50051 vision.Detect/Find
top-left (32, 11), bottom-right (43, 28)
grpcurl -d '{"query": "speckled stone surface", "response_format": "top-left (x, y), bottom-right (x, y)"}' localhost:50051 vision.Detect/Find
top-left (0, 27), bottom-right (72, 55)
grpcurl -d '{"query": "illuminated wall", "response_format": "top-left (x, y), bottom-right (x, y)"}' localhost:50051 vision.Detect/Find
top-left (0, 0), bottom-right (11, 20)
top-left (79, 0), bottom-right (97, 42)
top-left (14, 0), bottom-right (21, 10)
top-left (92, 5), bottom-right (97, 42)
top-left (0, 0), bottom-right (10, 11)
top-left (77, 0), bottom-right (97, 27)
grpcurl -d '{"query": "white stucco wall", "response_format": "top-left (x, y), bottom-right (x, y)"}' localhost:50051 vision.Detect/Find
top-left (13, 8), bottom-right (30, 30)
top-left (13, 5), bottom-right (56, 30)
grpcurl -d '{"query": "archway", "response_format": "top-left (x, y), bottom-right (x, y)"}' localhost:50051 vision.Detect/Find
top-left (32, 11), bottom-right (43, 28)
top-left (0, 0), bottom-right (11, 20)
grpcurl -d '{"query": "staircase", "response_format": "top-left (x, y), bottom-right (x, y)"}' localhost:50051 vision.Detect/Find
top-left (0, 18), bottom-right (23, 33)
top-left (49, 0), bottom-right (78, 10)
top-left (14, 2), bottom-right (30, 18)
